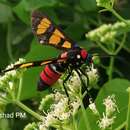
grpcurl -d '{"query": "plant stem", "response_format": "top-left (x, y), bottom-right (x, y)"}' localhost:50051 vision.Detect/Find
top-left (110, 9), bottom-right (127, 24)
top-left (108, 56), bottom-right (115, 80)
top-left (97, 42), bottom-right (113, 55)
top-left (116, 40), bottom-right (130, 53)
top-left (115, 121), bottom-right (126, 130)
top-left (14, 100), bottom-right (43, 121)
top-left (0, 97), bottom-right (8, 104)
top-left (12, 28), bottom-right (31, 45)
top-left (6, 22), bottom-right (15, 62)
top-left (126, 87), bottom-right (130, 130)
top-left (80, 101), bottom-right (91, 130)
top-left (107, 34), bottom-right (126, 80)
top-left (17, 77), bottom-right (23, 100)
top-left (115, 34), bottom-right (126, 55)
top-left (72, 116), bottom-right (78, 130)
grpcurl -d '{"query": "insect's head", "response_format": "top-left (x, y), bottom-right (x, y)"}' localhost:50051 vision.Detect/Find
top-left (80, 49), bottom-right (93, 64)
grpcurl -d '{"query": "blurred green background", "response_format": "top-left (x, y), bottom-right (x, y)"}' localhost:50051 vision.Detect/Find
top-left (0, 0), bottom-right (130, 130)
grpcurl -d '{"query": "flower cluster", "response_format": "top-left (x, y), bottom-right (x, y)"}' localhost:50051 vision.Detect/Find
top-left (39, 91), bottom-right (81, 130)
top-left (0, 58), bottom-right (25, 104)
top-left (86, 21), bottom-right (130, 46)
top-left (89, 94), bottom-right (119, 129)
top-left (66, 71), bottom-right (81, 97)
top-left (98, 113), bottom-right (116, 130)
top-left (0, 58), bottom-right (25, 88)
top-left (89, 101), bottom-right (99, 115)
top-left (103, 95), bottom-right (119, 116)
top-left (38, 65), bottom-right (99, 130)
top-left (85, 64), bottom-right (99, 88)
top-left (98, 95), bottom-right (119, 129)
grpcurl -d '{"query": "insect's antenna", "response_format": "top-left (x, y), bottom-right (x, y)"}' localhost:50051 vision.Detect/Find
top-left (92, 54), bottom-right (116, 58)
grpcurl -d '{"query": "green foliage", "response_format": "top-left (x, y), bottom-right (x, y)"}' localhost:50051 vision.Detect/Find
top-left (24, 122), bottom-right (38, 130)
top-left (39, 94), bottom-right (54, 113)
top-left (0, 0), bottom-right (130, 130)
top-left (80, 0), bottom-right (97, 11)
top-left (96, 0), bottom-right (115, 9)
top-left (79, 78), bottom-right (130, 130)
top-left (0, 3), bottom-right (13, 23)
top-left (86, 21), bottom-right (130, 53)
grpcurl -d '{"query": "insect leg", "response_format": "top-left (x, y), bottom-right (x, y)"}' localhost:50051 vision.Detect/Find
top-left (75, 69), bottom-right (92, 108)
top-left (78, 68), bottom-right (89, 87)
top-left (63, 68), bottom-right (73, 99)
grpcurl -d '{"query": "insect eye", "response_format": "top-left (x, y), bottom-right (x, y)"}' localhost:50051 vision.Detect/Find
top-left (80, 49), bottom-right (88, 60)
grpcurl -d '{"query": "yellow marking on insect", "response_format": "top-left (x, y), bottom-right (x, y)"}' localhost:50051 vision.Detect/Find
top-left (19, 63), bottom-right (33, 68)
top-left (41, 18), bottom-right (51, 25)
top-left (57, 59), bottom-right (66, 63)
top-left (49, 34), bottom-right (60, 45)
top-left (62, 41), bottom-right (71, 48)
top-left (37, 28), bottom-right (47, 35)
top-left (38, 23), bottom-right (49, 29)
top-left (40, 61), bottom-right (52, 66)
top-left (54, 29), bottom-right (64, 38)
top-left (36, 18), bottom-right (51, 35)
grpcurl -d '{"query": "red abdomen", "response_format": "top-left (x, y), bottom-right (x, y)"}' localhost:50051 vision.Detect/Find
top-left (37, 64), bottom-right (61, 91)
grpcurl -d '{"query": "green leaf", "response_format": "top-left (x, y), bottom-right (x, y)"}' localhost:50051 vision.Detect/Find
top-left (79, 78), bottom-right (130, 130)
top-left (80, 0), bottom-right (97, 12)
top-left (65, 23), bottom-right (86, 41)
top-left (13, 0), bottom-right (58, 24)
top-left (78, 109), bottom-right (99, 130)
top-left (126, 88), bottom-right (130, 130)
top-left (0, 3), bottom-right (13, 23)
top-left (0, 0), bottom-right (7, 2)
top-left (0, 119), bottom-right (10, 130)
top-left (23, 0), bottom-right (58, 11)
top-left (96, 78), bottom-right (130, 129)
top-left (0, 26), bottom-right (9, 68)
top-left (13, 0), bottom-right (30, 25)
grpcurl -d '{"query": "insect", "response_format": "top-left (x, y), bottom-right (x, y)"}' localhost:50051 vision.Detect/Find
top-left (1, 11), bottom-right (93, 98)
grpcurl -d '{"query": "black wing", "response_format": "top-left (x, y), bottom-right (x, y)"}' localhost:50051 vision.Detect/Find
top-left (31, 11), bottom-right (78, 50)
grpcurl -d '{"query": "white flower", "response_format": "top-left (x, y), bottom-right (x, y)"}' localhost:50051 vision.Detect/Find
top-left (71, 99), bottom-right (81, 115)
top-left (0, 76), bottom-right (7, 86)
top-left (39, 124), bottom-right (48, 130)
top-left (5, 63), bottom-right (14, 70)
top-left (40, 93), bottom-right (71, 129)
top-left (86, 64), bottom-right (99, 87)
top-left (103, 95), bottom-right (119, 116)
top-left (60, 112), bottom-right (71, 120)
top-left (0, 58), bottom-right (26, 101)
top-left (89, 102), bottom-right (99, 115)
top-left (2, 58), bottom-right (26, 79)
top-left (67, 71), bottom-right (81, 96)
top-left (54, 91), bottom-right (66, 102)
top-left (44, 113), bottom-right (58, 127)
top-left (0, 92), bottom-right (6, 98)
top-left (15, 58), bottom-right (25, 64)
top-left (52, 97), bottom-right (70, 120)
top-left (98, 113), bottom-right (116, 129)
top-left (9, 81), bottom-right (13, 90)
top-left (5, 66), bottom-right (18, 78)
top-left (6, 70), bottom-right (17, 77)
